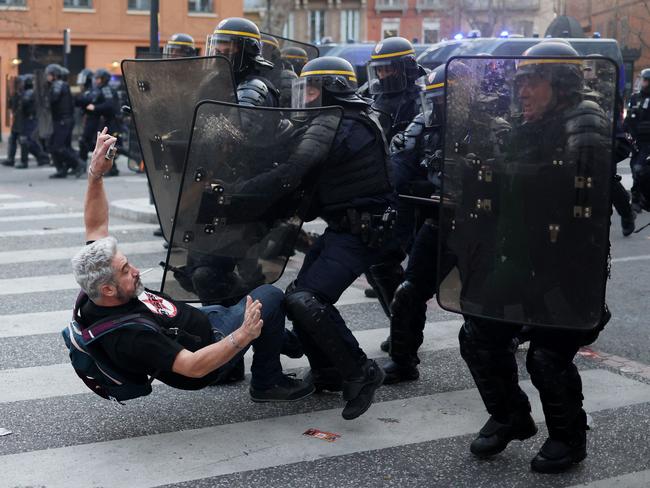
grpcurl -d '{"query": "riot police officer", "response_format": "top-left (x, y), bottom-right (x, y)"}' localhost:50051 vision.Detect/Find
top-left (286, 56), bottom-right (396, 420)
top-left (17, 74), bottom-right (50, 168)
top-left (380, 65), bottom-right (447, 383)
top-left (625, 68), bottom-right (650, 213)
top-left (367, 37), bottom-right (426, 140)
top-left (1, 75), bottom-right (24, 167)
top-left (46, 64), bottom-right (84, 178)
top-left (281, 46), bottom-right (309, 75)
top-left (162, 33), bottom-right (196, 58)
top-left (77, 68), bottom-right (119, 176)
top-left (207, 17), bottom-right (279, 107)
top-left (457, 42), bottom-right (612, 474)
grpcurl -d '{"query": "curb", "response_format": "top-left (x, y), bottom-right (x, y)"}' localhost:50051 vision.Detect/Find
top-left (110, 198), bottom-right (159, 225)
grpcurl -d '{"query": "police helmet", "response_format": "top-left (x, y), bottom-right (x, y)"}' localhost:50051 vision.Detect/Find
top-left (207, 17), bottom-right (272, 73)
top-left (367, 37), bottom-right (426, 95)
top-left (163, 33), bottom-right (196, 58)
top-left (59, 66), bottom-right (70, 79)
top-left (22, 73), bottom-right (34, 90)
top-left (76, 68), bottom-right (94, 89)
top-left (420, 64), bottom-right (446, 127)
top-left (45, 63), bottom-right (62, 80)
top-left (281, 46), bottom-right (309, 75)
top-left (292, 56), bottom-right (364, 108)
top-left (515, 41), bottom-right (583, 102)
top-left (94, 68), bottom-right (111, 86)
top-left (261, 33), bottom-right (281, 66)
top-left (641, 68), bottom-right (650, 80)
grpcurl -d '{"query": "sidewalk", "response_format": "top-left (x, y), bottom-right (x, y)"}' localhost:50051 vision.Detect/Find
top-left (109, 197), bottom-right (159, 224)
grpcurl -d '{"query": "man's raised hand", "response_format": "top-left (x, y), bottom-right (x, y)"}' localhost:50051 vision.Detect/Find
top-left (88, 127), bottom-right (117, 179)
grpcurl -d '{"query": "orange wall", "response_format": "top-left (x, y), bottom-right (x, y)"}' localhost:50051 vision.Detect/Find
top-left (0, 0), bottom-right (243, 132)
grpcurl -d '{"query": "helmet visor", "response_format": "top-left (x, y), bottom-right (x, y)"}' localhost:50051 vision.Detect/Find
top-left (420, 86), bottom-right (445, 127)
top-left (292, 77), bottom-right (322, 109)
top-left (367, 59), bottom-right (407, 95)
top-left (163, 43), bottom-right (195, 58)
top-left (207, 33), bottom-right (245, 70)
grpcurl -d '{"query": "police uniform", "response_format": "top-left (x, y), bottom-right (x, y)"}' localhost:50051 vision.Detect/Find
top-left (625, 68), bottom-right (650, 212)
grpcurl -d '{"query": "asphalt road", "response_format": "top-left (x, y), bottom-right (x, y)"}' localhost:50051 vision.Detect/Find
top-left (0, 156), bottom-right (649, 488)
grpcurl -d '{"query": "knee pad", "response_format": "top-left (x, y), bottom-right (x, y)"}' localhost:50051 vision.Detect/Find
top-left (526, 346), bottom-right (582, 395)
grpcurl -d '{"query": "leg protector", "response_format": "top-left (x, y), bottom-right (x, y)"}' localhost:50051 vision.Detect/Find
top-left (286, 290), bottom-right (364, 380)
top-left (526, 344), bottom-right (587, 444)
top-left (459, 318), bottom-right (530, 420)
top-left (389, 280), bottom-right (427, 364)
top-left (366, 259), bottom-right (404, 319)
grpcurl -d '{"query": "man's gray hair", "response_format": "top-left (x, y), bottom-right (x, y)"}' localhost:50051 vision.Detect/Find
top-left (71, 236), bottom-right (118, 300)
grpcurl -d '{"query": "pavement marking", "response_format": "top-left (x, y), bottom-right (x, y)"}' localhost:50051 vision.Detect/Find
top-left (567, 470), bottom-right (650, 488)
top-left (0, 268), bottom-right (164, 296)
top-left (0, 201), bottom-right (56, 211)
top-left (0, 194), bottom-right (19, 200)
top-left (0, 223), bottom-right (157, 238)
top-left (0, 310), bottom-right (71, 338)
top-left (611, 254), bottom-right (650, 263)
top-left (0, 240), bottom-right (164, 265)
top-left (620, 173), bottom-right (633, 189)
top-left (0, 370), bottom-right (647, 488)
top-left (0, 319), bottom-right (463, 403)
top-left (0, 211), bottom-right (83, 223)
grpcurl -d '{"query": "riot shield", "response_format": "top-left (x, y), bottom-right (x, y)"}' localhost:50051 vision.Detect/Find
top-left (161, 102), bottom-right (343, 304)
top-left (261, 33), bottom-right (319, 107)
top-left (32, 70), bottom-right (53, 140)
top-left (437, 56), bottom-right (617, 330)
top-left (5, 75), bottom-right (17, 127)
top-left (121, 56), bottom-right (237, 240)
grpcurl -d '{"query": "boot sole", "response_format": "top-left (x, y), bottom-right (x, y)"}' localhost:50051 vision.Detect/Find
top-left (530, 450), bottom-right (586, 474)
top-left (471, 425), bottom-right (538, 458)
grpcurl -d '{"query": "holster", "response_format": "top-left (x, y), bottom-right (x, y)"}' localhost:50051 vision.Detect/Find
top-left (329, 207), bottom-right (397, 249)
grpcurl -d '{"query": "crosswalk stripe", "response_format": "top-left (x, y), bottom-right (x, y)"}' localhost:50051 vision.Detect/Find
top-left (0, 212), bottom-right (83, 223)
top-left (0, 240), bottom-right (164, 265)
top-left (0, 194), bottom-right (19, 200)
top-left (0, 369), bottom-right (647, 488)
top-left (611, 254), bottom-right (650, 263)
top-left (567, 470), bottom-right (650, 488)
top-left (0, 268), bottom-right (164, 296)
top-left (0, 201), bottom-right (56, 211)
top-left (0, 319), bottom-right (462, 403)
top-left (0, 223), bottom-right (157, 238)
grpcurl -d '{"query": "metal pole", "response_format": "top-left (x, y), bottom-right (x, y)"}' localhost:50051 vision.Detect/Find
top-left (63, 29), bottom-right (71, 69)
top-left (150, 0), bottom-right (160, 54)
top-left (266, 0), bottom-right (271, 32)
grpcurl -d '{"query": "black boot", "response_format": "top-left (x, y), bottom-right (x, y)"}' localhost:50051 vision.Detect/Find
top-left (341, 359), bottom-right (385, 420)
top-left (1, 159), bottom-right (15, 167)
top-left (530, 434), bottom-right (587, 473)
top-left (621, 211), bottom-right (636, 236)
top-left (470, 411), bottom-right (538, 458)
top-left (15, 161), bottom-right (27, 169)
top-left (380, 335), bottom-right (390, 352)
top-left (49, 171), bottom-right (67, 179)
top-left (382, 358), bottom-right (419, 384)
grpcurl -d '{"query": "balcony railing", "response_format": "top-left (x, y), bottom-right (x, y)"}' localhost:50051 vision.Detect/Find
top-left (416, 0), bottom-right (446, 10)
top-left (375, 0), bottom-right (407, 12)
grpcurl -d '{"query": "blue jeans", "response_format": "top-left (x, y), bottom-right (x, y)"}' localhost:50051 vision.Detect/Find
top-left (200, 284), bottom-right (285, 390)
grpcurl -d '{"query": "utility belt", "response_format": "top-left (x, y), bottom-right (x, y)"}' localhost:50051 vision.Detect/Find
top-left (327, 207), bottom-right (397, 249)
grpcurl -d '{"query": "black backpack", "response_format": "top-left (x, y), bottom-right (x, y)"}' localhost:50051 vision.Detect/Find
top-left (61, 292), bottom-right (171, 402)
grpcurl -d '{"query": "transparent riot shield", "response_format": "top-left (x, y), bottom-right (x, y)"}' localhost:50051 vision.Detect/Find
top-left (261, 33), bottom-right (319, 107)
top-left (437, 56), bottom-right (617, 330)
top-left (121, 56), bottom-right (236, 240)
top-left (161, 102), bottom-right (343, 304)
top-left (33, 70), bottom-right (53, 140)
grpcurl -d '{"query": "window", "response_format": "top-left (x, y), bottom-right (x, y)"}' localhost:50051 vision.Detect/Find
top-left (128, 0), bottom-right (150, 10)
top-left (64, 0), bottom-right (93, 7)
top-left (422, 19), bottom-right (440, 44)
top-left (309, 10), bottom-right (326, 44)
top-left (0, 0), bottom-right (26, 6)
top-left (381, 18), bottom-right (400, 39)
top-left (188, 0), bottom-right (212, 13)
top-left (283, 12), bottom-right (295, 39)
top-left (340, 9), bottom-right (360, 42)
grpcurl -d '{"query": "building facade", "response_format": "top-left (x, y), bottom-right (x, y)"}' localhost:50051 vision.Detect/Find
top-left (564, 0), bottom-right (648, 95)
top-left (1, 0), bottom-right (243, 132)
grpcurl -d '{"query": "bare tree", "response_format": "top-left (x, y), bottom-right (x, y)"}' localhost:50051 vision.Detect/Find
top-left (264, 0), bottom-right (294, 36)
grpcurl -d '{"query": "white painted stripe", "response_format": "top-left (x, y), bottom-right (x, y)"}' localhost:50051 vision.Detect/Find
top-left (0, 223), bottom-right (157, 238)
top-left (0, 240), bottom-right (164, 265)
top-left (0, 212), bottom-right (83, 223)
top-left (0, 370), bottom-right (647, 488)
top-left (0, 319), bottom-right (462, 403)
top-left (0, 201), bottom-right (56, 211)
top-left (0, 268), bottom-right (163, 296)
top-left (0, 194), bottom-right (19, 200)
top-left (568, 470), bottom-right (650, 488)
top-left (0, 310), bottom-right (70, 338)
top-left (620, 173), bottom-right (633, 189)
top-left (611, 254), bottom-right (650, 263)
